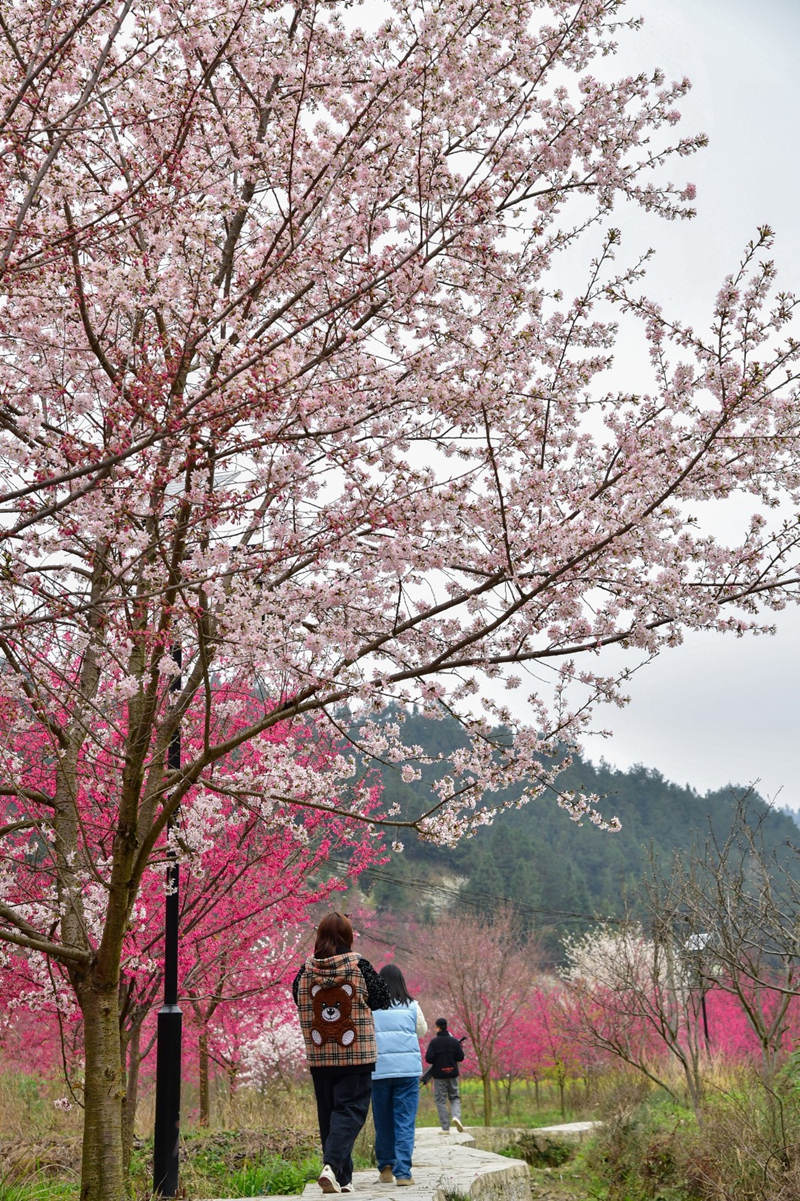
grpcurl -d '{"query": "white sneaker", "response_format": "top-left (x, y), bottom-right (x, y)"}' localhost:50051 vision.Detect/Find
top-left (318, 1164), bottom-right (342, 1194)
top-left (341, 1185), bottom-right (354, 1194)
top-left (453, 1117), bottom-right (464, 1132)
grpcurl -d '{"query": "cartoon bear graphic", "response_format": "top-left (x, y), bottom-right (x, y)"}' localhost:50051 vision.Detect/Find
top-left (310, 981), bottom-right (356, 1047)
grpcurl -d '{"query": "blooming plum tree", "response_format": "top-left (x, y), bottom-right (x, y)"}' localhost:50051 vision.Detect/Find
top-left (528, 983), bottom-right (589, 1119)
top-left (492, 988), bottom-right (552, 1116)
top-left (239, 1006), bottom-right (307, 1093)
top-left (3, 0), bottom-right (800, 1195)
top-left (562, 921), bottom-right (708, 1110)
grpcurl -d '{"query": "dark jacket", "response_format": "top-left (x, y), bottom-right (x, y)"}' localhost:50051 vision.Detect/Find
top-left (425, 1030), bottom-right (465, 1079)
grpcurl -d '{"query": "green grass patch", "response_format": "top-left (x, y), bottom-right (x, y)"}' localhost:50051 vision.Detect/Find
top-left (416, 1075), bottom-right (585, 1128)
top-left (128, 1130), bottom-right (322, 1198)
top-left (585, 1089), bottom-right (699, 1201)
top-left (0, 1186), bottom-right (79, 1201)
top-left (207, 1153), bottom-right (322, 1197)
top-left (501, 1133), bottom-right (574, 1167)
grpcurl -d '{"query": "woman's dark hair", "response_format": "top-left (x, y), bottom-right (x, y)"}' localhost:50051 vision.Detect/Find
top-left (379, 963), bottom-right (414, 1005)
top-left (314, 912), bottom-right (353, 959)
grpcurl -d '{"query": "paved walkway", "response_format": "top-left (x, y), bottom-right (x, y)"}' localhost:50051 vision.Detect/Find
top-left (203, 1127), bottom-right (531, 1201)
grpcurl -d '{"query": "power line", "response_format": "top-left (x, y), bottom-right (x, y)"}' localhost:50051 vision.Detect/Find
top-left (331, 857), bottom-right (627, 926)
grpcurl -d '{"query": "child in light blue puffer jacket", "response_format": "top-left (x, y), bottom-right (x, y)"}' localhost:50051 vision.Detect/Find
top-left (372, 964), bottom-right (428, 1187)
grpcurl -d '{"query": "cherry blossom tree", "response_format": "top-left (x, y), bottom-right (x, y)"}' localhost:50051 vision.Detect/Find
top-left (0, 689), bottom-right (378, 1182)
top-left (3, 0), bottom-right (800, 1196)
top-left (531, 984), bottom-right (590, 1118)
top-left (239, 1001), bottom-right (307, 1093)
top-left (492, 989), bottom-right (549, 1116)
top-left (0, 956), bottom-right (82, 1085)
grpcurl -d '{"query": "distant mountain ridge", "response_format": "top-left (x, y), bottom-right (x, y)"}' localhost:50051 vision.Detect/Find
top-left (357, 708), bottom-right (800, 954)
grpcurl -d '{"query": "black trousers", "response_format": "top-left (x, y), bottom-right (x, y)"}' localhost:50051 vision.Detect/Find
top-left (311, 1068), bottom-right (372, 1187)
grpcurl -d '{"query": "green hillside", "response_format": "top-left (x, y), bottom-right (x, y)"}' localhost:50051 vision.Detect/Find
top-left (355, 708), bottom-right (800, 955)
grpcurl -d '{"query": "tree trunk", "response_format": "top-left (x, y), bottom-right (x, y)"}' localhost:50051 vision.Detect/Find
top-left (122, 1021), bottom-right (142, 1173)
top-left (80, 984), bottom-right (126, 1201)
top-left (199, 1028), bottom-right (210, 1125)
top-left (677, 1045), bottom-right (703, 1115)
top-left (481, 1073), bottom-right (492, 1126)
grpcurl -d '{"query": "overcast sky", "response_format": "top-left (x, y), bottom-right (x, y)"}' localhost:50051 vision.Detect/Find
top-left (576, 0), bottom-right (800, 808)
top-left (356, 0), bottom-right (800, 807)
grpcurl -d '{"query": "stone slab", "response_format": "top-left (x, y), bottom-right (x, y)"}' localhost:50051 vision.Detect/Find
top-left (465, 1122), bottom-right (600, 1155)
top-left (525, 1123), bottom-right (599, 1140)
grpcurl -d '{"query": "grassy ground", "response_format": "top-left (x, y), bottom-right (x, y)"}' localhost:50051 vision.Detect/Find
top-left (526, 1156), bottom-right (597, 1201)
top-left (0, 1069), bottom-right (593, 1199)
top-left (0, 1122), bottom-right (329, 1201)
top-left (416, 1076), bottom-right (590, 1130)
top-left (0, 1073), bottom-right (327, 1200)
top-left (25, 1065), bottom-right (800, 1201)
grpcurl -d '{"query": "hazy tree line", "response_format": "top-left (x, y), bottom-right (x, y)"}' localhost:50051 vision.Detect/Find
top-left (359, 707), bottom-right (800, 954)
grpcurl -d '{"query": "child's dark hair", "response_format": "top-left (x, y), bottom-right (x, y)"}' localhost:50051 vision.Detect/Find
top-left (379, 963), bottom-right (414, 1005)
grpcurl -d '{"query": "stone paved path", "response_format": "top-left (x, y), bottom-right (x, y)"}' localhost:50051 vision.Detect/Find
top-left (202, 1126), bottom-right (531, 1201)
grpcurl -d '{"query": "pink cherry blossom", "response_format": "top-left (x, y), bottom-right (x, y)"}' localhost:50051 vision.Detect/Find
top-left (1, 1), bottom-right (800, 1196)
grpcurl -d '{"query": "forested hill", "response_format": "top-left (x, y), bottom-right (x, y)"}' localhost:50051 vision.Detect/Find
top-left (355, 708), bottom-right (800, 951)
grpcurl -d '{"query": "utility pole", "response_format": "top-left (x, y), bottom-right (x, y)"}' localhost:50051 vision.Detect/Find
top-left (153, 645), bottom-right (183, 1197)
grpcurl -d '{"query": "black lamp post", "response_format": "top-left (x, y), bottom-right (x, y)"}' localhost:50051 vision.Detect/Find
top-left (153, 646), bottom-right (183, 1197)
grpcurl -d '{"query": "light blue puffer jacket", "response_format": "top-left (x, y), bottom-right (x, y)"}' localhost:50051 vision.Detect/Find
top-left (372, 1000), bottom-right (427, 1080)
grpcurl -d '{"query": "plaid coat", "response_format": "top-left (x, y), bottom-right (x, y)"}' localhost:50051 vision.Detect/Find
top-left (296, 951), bottom-right (378, 1069)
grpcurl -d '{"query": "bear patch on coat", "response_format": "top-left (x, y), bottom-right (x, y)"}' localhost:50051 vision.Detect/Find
top-left (310, 981), bottom-right (356, 1047)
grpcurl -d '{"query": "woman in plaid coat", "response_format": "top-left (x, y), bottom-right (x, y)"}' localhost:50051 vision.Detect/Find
top-left (293, 912), bottom-right (390, 1194)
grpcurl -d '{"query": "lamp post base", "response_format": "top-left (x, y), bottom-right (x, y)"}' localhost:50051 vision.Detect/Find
top-left (152, 1003), bottom-right (182, 1197)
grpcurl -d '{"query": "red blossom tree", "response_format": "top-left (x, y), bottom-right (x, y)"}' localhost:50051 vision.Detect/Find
top-left (414, 906), bottom-right (538, 1125)
top-left (3, 0), bottom-right (800, 1196)
top-left (0, 694), bottom-right (380, 1169)
top-left (528, 983), bottom-right (588, 1119)
top-left (492, 983), bottom-right (594, 1116)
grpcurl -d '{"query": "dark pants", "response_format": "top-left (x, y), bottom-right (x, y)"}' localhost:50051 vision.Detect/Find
top-left (311, 1069), bottom-right (373, 1187)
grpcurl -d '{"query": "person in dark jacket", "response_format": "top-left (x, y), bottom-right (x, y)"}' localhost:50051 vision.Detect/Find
top-left (294, 912), bottom-right (391, 1194)
top-left (424, 1017), bottom-right (465, 1132)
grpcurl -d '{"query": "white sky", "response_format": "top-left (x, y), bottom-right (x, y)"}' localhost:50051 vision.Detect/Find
top-left (354, 0), bottom-right (800, 806)
top-left (576, 0), bottom-right (800, 808)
